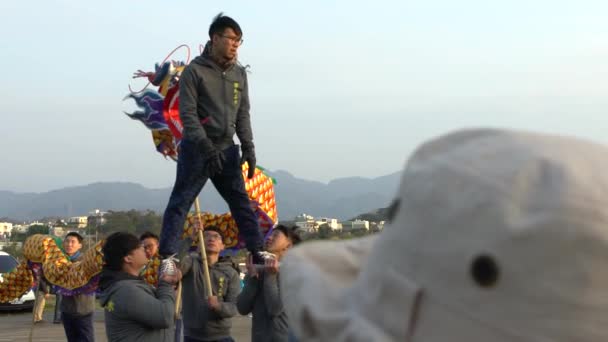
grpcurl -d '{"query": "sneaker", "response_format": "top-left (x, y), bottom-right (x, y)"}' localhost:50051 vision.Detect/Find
top-left (159, 254), bottom-right (179, 277)
top-left (252, 251), bottom-right (275, 265)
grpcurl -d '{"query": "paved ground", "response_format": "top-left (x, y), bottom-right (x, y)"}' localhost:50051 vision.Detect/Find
top-left (0, 307), bottom-right (252, 341)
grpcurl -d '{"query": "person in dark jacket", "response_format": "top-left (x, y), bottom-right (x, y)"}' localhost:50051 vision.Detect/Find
top-left (158, 12), bottom-right (264, 265)
top-left (60, 232), bottom-right (96, 341)
top-left (237, 225), bottom-right (301, 342)
top-left (99, 232), bottom-right (182, 342)
top-left (180, 226), bottom-right (241, 342)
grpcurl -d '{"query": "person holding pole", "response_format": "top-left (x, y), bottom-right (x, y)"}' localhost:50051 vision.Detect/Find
top-left (180, 225), bottom-right (241, 342)
top-left (158, 12), bottom-right (264, 265)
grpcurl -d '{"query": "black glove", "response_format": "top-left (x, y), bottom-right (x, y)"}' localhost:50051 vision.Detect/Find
top-left (240, 144), bottom-right (256, 179)
top-left (199, 139), bottom-right (225, 177)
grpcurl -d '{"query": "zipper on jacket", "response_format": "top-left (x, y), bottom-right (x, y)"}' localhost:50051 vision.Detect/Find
top-left (222, 71), bottom-right (229, 139)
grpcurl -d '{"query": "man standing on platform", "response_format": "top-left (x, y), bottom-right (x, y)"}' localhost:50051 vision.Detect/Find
top-left (159, 12), bottom-right (264, 265)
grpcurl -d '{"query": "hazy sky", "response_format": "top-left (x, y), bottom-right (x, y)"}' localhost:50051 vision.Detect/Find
top-left (2, 0), bottom-right (607, 193)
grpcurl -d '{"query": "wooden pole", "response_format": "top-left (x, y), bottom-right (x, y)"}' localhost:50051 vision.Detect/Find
top-left (174, 281), bottom-right (182, 317)
top-left (194, 198), bottom-right (213, 297)
top-left (173, 197), bottom-right (212, 318)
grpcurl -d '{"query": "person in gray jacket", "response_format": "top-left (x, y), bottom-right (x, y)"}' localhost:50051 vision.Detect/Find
top-left (158, 12), bottom-right (264, 265)
top-left (181, 226), bottom-right (241, 342)
top-left (60, 232), bottom-right (96, 341)
top-left (99, 232), bottom-right (182, 342)
top-left (237, 225), bottom-right (301, 342)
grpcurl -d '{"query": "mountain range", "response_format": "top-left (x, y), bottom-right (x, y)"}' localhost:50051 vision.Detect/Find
top-left (0, 170), bottom-right (401, 221)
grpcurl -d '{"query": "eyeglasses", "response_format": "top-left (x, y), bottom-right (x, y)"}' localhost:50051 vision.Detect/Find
top-left (204, 233), bottom-right (223, 241)
top-left (221, 35), bottom-right (244, 45)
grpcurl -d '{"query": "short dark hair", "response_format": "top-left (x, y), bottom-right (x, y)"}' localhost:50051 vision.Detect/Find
top-left (102, 232), bottom-right (141, 271)
top-left (65, 232), bottom-right (84, 243)
top-left (208, 12), bottom-right (242, 38)
top-left (139, 231), bottom-right (159, 242)
top-left (274, 224), bottom-right (302, 246)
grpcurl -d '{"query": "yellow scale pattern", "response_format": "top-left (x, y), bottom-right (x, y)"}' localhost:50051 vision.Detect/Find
top-left (0, 261), bottom-right (33, 303)
top-left (142, 255), bottom-right (161, 286)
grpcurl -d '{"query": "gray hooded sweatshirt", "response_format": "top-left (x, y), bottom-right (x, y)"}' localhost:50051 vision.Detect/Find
top-left (237, 272), bottom-right (290, 342)
top-left (180, 253), bottom-right (241, 341)
top-left (98, 270), bottom-right (175, 342)
top-left (179, 53), bottom-right (253, 151)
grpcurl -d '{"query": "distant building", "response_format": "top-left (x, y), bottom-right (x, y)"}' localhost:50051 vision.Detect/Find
top-left (13, 224), bottom-right (28, 234)
top-left (87, 209), bottom-right (107, 226)
top-left (342, 219), bottom-right (370, 231)
top-left (370, 221), bottom-right (385, 232)
top-left (0, 222), bottom-right (13, 239)
top-left (89, 209), bottom-right (107, 216)
top-left (294, 213), bottom-right (316, 232)
top-left (352, 219), bottom-right (370, 230)
top-left (54, 219), bottom-right (68, 227)
top-left (294, 220), bottom-right (316, 232)
top-left (294, 213), bottom-right (314, 221)
top-left (316, 217), bottom-right (341, 231)
top-left (68, 216), bottom-right (88, 229)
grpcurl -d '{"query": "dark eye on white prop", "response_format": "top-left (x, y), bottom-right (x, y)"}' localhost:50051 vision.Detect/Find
top-left (386, 199), bottom-right (400, 223)
top-left (471, 254), bottom-right (499, 288)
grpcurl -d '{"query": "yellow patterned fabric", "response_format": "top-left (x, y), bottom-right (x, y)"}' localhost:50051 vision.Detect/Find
top-left (23, 235), bottom-right (104, 291)
top-left (242, 163), bottom-right (277, 223)
top-left (0, 261), bottom-right (33, 303)
top-left (0, 235), bottom-right (105, 303)
top-left (182, 212), bottom-right (239, 248)
top-left (142, 255), bottom-right (161, 286)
